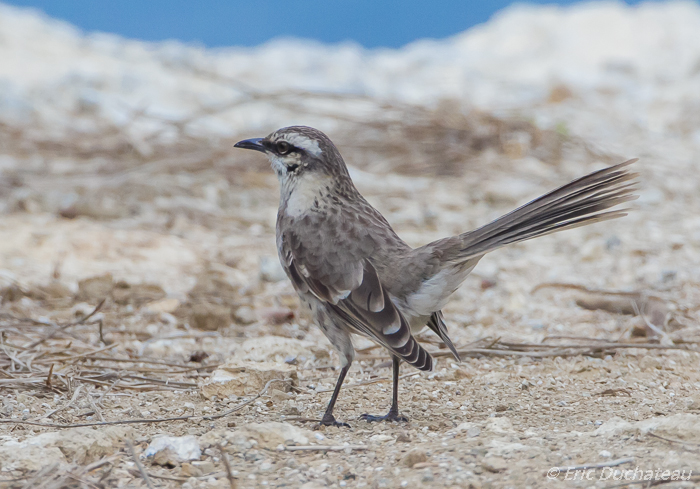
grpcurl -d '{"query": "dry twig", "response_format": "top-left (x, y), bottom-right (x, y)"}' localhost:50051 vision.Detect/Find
top-left (648, 432), bottom-right (700, 447)
top-left (125, 439), bottom-right (155, 489)
top-left (550, 457), bottom-right (634, 472)
top-left (0, 377), bottom-right (291, 429)
top-left (27, 299), bottom-right (105, 349)
top-left (282, 445), bottom-right (368, 452)
top-left (218, 443), bottom-right (237, 489)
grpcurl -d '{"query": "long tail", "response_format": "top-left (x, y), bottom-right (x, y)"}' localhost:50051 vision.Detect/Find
top-left (453, 159), bottom-right (639, 260)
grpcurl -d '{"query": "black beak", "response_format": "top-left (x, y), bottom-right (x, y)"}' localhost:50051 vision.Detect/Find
top-left (234, 137), bottom-right (266, 153)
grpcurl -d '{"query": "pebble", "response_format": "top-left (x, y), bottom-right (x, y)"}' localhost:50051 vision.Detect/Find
top-left (402, 448), bottom-right (428, 468)
top-left (421, 470), bottom-right (435, 482)
top-left (481, 456), bottom-right (508, 473)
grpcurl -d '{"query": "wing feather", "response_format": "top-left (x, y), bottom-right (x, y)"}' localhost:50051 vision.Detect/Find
top-left (285, 244), bottom-right (432, 371)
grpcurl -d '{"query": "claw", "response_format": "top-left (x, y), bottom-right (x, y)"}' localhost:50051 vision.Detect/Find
top-left (359, 412), bottom-right (409, 423)
top-left (319, 414), bottom-right (350, 428)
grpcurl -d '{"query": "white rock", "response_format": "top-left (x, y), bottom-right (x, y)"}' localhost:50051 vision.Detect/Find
top-left (486, 439), bottom-right (539, 458)
top-left (144, 435), bottom-right (201, 462)
top-left (485, 417), bottom-right (514, 434)
top-left (456, 421), bottom-right (480, 435)
top-left (0, 426), bottom-right (132, 471)
top-left (144, 297), bottom-right (180, 314)
top-left (259, 255), bottom-right (287, 282)
top-left (238, 422), bottom-right (313, 448)
top-left (200, 360), bottom-right (298, 399)
top-left (594, 414), bottom-right (700, 439)
top-left (201, 422), bottom-right (316, 450)
top-left (370, 434), bottom-right (394, 443)
top-left (0, 443), bottom-right (66, 472)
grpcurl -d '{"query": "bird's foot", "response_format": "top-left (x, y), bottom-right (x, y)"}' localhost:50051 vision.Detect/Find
top-left (318, 414), bottom-right (350, 428)
top-left (359, 411), bottom-right (408, 423)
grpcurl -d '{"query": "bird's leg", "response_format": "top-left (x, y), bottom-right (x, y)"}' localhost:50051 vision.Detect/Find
top-left (319, 364), bottom-right (351, 427)
top-left (360, 356), bottom-right (408, 422)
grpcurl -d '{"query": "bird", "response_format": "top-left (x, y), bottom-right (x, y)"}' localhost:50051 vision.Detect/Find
top-left (234, 126), bottom-right (638, 426)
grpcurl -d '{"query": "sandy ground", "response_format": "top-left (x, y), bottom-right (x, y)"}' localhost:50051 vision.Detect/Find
top-left (2, 3), bottom-right (700, 487)
top-left (2, 114), bottom-right (700, 489)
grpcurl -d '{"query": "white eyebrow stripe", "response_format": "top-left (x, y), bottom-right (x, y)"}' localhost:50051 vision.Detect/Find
top-left (283, 134), bottom-right (322, 157)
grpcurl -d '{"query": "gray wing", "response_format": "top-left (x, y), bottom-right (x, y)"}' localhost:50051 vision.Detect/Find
top-left (281, 228), bottom-right (433, 371)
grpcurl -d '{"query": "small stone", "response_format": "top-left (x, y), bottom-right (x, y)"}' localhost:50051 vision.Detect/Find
top-left (233, 305), bottom-right (256, 325)
top-left (0, 426), bottom-right (132, 471)
top-left (113, 282), bottom-right (166, 305)
top-left (284, 406), bottom-right (301, 416)
top-left (639, 356), bottom-right (662, 371)
top-left (402, 448), bottom-right (428, 468)
top-left (210, 422), bottom-right (314, 450)
top-left (77, 273), bottom-right (113, 301)
top-left (299, 482), bottom-right (326, 489)
top-left (260, 307), bottom-right (295, 325)
top-left (35, 282), bottom-right (72, 299)
top-left (152, 448), bottom-right (178, 468)
top-left (146, 298), bottom-right (180, 314)
top-left (201, 361), bottom-right (298, 399)
top-left (599, 450), bottom-right (612, 458)
top-left (179, 463), bottom-right (202, 477)
top-left (449, 368), bottom-right (472, 380)
top-left (396, 432), bottom-right (411, 443)
top-left (370, 434), bottom-right (393, 443)
top-left (0, 284), bottom-right (24, 302)
top-left (486, 417), bottom-right (513, 434)
top-left (191, 460), bottom-right (215, 473)
top-left (188, 350), bottom-right (210, 363)
top-left (144, 435), bottom-right (201, 463)
top-left (482, 456), bottom-right (508, 473)
top-left (270, 389), bottom-right (291, 402)
top-left (259, 255), bottom-right (287, 282)
top-left (190, 302), bottom-right (231, 331)
top-left (187, 270), bottom-right (240, 305)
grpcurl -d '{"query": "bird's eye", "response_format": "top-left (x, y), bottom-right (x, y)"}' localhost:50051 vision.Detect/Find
top-left (276, 141), bottom-right (291, 155)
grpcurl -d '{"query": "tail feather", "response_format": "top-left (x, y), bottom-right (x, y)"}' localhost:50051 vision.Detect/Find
top-left (453, 159), bottom-right (639, 260)
top-left (427, 311), bottom-right (461, 361)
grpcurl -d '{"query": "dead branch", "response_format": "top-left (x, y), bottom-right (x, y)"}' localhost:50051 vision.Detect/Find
top-left (125, 439), bottom-right (155, 489)
top-left (0, 377), bottom-right (291, 429)
top-left (218, 443), bottom-right (237, 489)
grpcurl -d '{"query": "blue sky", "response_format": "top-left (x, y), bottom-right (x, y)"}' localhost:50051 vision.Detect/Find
top-left (5, 0), bottom-right (646, 48)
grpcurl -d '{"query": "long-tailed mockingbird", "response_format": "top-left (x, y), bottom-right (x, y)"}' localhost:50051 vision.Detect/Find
top-left (235, 126), bottom-right (638, 426)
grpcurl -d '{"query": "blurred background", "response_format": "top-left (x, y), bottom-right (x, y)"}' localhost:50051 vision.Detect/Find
top-left (0, 0), bottom-right (699, 341)
top-left (0, 0), bottom-right (649, 48)
top-left (0, 0), bottom-right (700, 293)
top-left (2, 2), bottom-right (700, 486)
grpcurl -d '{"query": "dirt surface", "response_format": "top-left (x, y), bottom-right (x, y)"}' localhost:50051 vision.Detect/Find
top-left (4, 2), bottom-right (700, 487)
top-left (2, 106), bottom-right (700, 489)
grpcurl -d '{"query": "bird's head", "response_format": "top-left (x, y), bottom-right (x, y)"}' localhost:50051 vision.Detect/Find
top-left (234, 126), bottom-right (349, 184)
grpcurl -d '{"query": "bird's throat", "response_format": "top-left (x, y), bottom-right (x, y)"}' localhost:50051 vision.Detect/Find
top-left (281, 173), bottom-right (334, 218)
